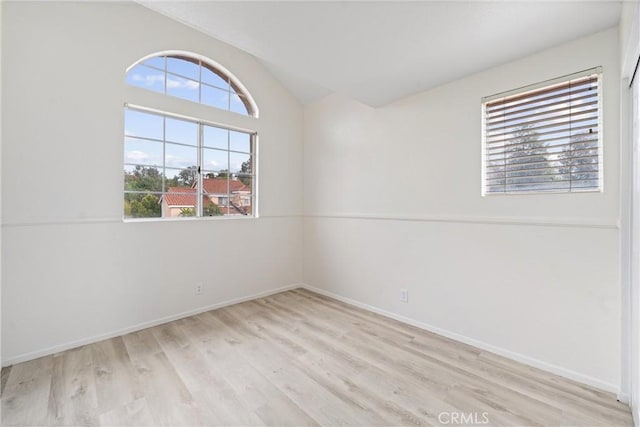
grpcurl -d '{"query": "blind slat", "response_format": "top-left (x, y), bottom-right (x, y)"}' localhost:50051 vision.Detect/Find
top-left (486, 84), bottom-right (598, 117)
top-left (486, 123), bottom-right (598, 145)
top-left (486, 164), bottom-right (599, 179)
top-left (485, 94), bottom-right (598, 125)
top-left (486, 107), bottom-right (598, 132)
top-left (486, 115), bottom-right (598, 139)
top-left (486, 181), bottom-right (600, 193)
top-left (487, 144), bottom-right (598, 158)
top-left (486, 77), bottom-right (597, 111)
top-left (485, 130), bottom-right (599, 148)
top-left (485, 138), bottom-right (598, 155)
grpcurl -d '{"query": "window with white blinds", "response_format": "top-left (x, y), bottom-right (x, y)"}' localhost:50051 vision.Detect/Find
top-left (482, 68), bottom-right (602, 195)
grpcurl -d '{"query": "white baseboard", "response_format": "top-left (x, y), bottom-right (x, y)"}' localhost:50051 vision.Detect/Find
top-left (3, 282), bottom-right (622, 398)
top-left (618, 392), bottom-right (631, 404)
top-left (1, 284), bottom-right (300, 367)
top-left (300, 283), bottom-right (620, 395)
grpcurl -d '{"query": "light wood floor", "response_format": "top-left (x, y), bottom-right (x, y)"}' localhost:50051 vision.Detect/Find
top-left (0, 289), bottom-right (633, 426)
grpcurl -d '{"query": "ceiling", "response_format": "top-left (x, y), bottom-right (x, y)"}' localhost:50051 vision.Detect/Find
top-left (140, 1), bottom-right (622, 107)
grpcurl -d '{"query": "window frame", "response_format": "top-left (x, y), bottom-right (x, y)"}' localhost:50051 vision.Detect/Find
top-left (123, 104), bottom-right (258, 222)
top-left (481, 67), bottom-right (604, 196)
top-left (126, 51), bottom-right (259, 118)
top-left (124, 51), bottom-right (259, 222)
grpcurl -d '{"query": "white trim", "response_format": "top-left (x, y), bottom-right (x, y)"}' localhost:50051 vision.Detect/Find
top-left (1, 284), bottom-right (301, 367)
top-left (300, 284), bottom-right (619, 394)
top-left (3, 213), bottom-right (615, 229)
top-left (0, 214), bottom-right (302, 228)
top-left (125, 103), bottom-right (257, 135)
top-left (305, 212), bottom-right (619, 229)
top-left (618, 392), bottom-right (630, 404)
top-left (1, 217), bottom-right (123, 227)
top-left (619, 75), bottom-right (634, 409)
top-left (621, 1), bottom-right (640, 83)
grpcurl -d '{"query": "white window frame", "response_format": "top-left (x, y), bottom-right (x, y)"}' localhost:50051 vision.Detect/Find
top-left (123, 51), bottom-right (259, 222)
top-left (124, 104), bottom-right (257, 221)
top-left (126, 51), bottom-right (259, 118)
top-left (481, 67), bottom-right (603, 196)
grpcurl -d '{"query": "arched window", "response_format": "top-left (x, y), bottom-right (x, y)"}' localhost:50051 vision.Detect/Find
top-left (126, 53), bottom-right (257, 117)
top-left (124, 52), bottom-right (257, 220)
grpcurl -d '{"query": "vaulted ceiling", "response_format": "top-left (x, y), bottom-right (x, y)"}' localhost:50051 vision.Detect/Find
top-left (140, 1), bottom-right (621, 107)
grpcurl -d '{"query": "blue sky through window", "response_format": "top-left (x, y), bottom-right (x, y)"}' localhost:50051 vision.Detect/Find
top-left (124, 110), bottom-right (253, 178)
top-left (127, 54), bottom-right (250, 116)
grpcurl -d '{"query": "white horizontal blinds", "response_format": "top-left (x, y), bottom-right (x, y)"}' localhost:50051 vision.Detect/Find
top-left (483, 69), bottom-right (602, 194)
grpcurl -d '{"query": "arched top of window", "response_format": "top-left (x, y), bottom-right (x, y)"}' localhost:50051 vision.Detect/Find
top-left (126, 51), bottom-right (258, 117)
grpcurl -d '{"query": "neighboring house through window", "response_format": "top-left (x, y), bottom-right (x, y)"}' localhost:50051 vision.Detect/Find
top-left (123, 52), bottom-right (258, 219)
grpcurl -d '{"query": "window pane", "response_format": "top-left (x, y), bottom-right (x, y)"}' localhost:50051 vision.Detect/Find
top-left (125, 109), bottom-right (163, 141)
top-left (164, 167), bottom-right (198, 188)
top-left (230, 92), bottom-right (249, 115)
top-left (165, 143), bottom-right (197, 170)
top-left (127, 54), bottom-right (255, 119)
top-left (230, 131), bottom-right (251, 153)
top-left (166, 75), bottom-right (199, 102)
top-left (202, 84), bottom-right (229, 110)
top-left (203, 125), bottom-right (228, 149)
top-left (202, 148), bottom-right (228, 172)
top-left (162, 185), bottom-right (197, 218)
top-left (167, 57), bottom-right (199, 80)
top-left (230, 152), bottom-right (251, 174)
top-left (231, 176), bottom-right (252, 216)
top-left (236, 195), bottom-right (253, 216)
top-left (202, 194), bottom-right (225, 217)
top-left (124, 165), bottom-right (163, 193)
top-left (201, 67), bottom-right (229, 90)
top-left (237, 176), bottom-right (253, 193)
top-left (124, 138), bottom-right (163, 167)
top-left (126, 64), bottom-right (165, 93)
top-left (124, 192), bottom-right (162, 219)
top-left (165, 118), bottom-right (197, 146)
top-left (163, 167), bottom-right (180, 182)
top-left (142, 56), bottom-right (165, 70)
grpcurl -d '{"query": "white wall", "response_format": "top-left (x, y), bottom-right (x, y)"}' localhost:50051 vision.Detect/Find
top-left (303, 28), bottom-right (622, 391)
top-left (0, 0), bottom-right (4, 368)
top-left (1, 2), bottom-right (303, 364)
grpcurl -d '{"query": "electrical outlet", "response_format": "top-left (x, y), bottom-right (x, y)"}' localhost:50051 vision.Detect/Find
top-left (400, 288), bottom-right (408, 303)
top-left (195, 282), bottom-right (203, 295)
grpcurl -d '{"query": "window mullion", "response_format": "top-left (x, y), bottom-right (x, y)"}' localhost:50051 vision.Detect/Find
top-left (162, 116), bottom-right (166, 195)
top-left (198, 59), bottom-right (202, 104)
top-left (227, 130), bottom-right (231, 215)
top-left (197, 123), bottom-right (203, 217)
top-left (163, 55), bottom-right (167, 95)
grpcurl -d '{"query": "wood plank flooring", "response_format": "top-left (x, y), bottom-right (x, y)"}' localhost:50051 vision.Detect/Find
top-left (0, 289), bottom-right (633, 426)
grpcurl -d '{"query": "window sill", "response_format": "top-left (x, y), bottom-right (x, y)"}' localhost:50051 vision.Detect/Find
top-left (123, 215), bottom-right (258, 223)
